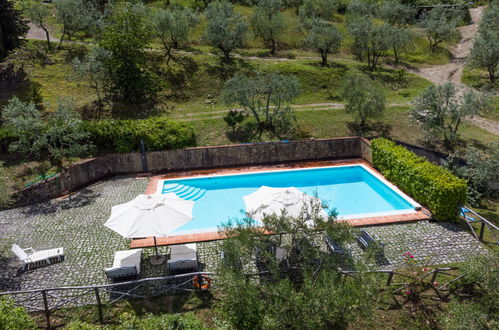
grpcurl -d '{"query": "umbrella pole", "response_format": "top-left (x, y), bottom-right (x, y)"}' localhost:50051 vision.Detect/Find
top-left (154, 236), bottom-right (159, 256)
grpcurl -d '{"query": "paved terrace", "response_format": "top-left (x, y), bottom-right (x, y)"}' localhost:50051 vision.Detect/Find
top-left (0, 175), bottom-right (489, 292)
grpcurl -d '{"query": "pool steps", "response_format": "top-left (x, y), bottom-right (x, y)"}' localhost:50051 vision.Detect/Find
top-left (162, 184), bottom-right (206, 201)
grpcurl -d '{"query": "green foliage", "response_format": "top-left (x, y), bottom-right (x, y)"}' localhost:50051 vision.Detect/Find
top-left (418, 6), bottom-right (461, 52)
top-left (347, 19), bottom-right (392, 70)
top-left (202, 1), bottom-right (248, 59)
top-left (377, 1), bottom-right (415, 26)
top-left (442, 145), bottom-right (499, 206)
top-left (0, 297), bottom-right (36, 329)
top-left (299, 0), bottom-right (339, 21)
top-left (215, 210), bottom-right (379, 329)
top-left (71, 47), bottom-right (110, 103)
top-left (22, 0), bottom-right (52, 50)
top-left (370, 138), bottom-right (467, 221)
top-left (84, 117), bottom-right (196, 153)
top-left (0, 0), bottom-right (29, 60)
top-left (251, 0), bottom-right (286, 55)
top-left (99, 1), bottom-right (160, 105)
top-left (152, 7), bottom-right (198, 64)
top-left (342, 71), bottom-right (385, 131)
top-left (386, 26), bottom-right (413, 63)
top-left (409, 83), bottom-right (489, 148)
top-left (303, 19), bottom-right (342, 66)
top-left (223, 109), bottom-right (246, 132)
top-left (222, 71), bottom-right (300, 139)
top-left (440, 300), bottom-right (489, 330)
top-left (468, 2), bottom-right (499, 83)
top-left (2, 97), bottom-right (92, 170)
top-left (54, 0), bottom-right (101, 47)
top-left (0, 161), bottom-right (13, 209)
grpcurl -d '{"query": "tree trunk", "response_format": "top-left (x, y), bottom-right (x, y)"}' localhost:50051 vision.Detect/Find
top-left (57, 31), bottom-right (66, 50)
top-left (42, 26), bottom-right (51, 51)
top-left (488, 67), bottom-right (495, 83)
top-left (321, 52), bottom-right (327, 66)
top-left (270, 39), bottom-right (276, 56)
top-left (393, 47), bottom-right (399, 63)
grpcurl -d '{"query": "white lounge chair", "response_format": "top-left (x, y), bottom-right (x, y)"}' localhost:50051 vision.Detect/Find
top-left (11, 244), bottom-right (64, 270)
top-left (167, 243), bottom-right (198, 273)
top-left (105, 249), bottom-right (142, 282)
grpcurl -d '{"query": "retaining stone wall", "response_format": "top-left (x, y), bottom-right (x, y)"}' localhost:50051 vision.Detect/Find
top-left (15, 137), bottom-right (366, 206)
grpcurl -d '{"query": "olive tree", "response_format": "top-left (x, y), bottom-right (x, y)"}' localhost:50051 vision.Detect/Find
top-left (0, 0), bottom-right (29, 60)
top-left (2, 97), bottom-right (92, 171)
top-left (71, 46), bottom-right (111, 104)
top-left (377, 1), bottom-right (415, 26)
top-left (303, 19), bottom-right (342, 66)
top-left (215, 208), bottom-right (379, 329)
top-left (348, 19), bottom-right (391, 70)
top-left (202, 1), bottom-right (248, 60)
top-left (152, 7), bottom-right (198, 65)
top-left (251, 0), bottom-right (286, 55)
top-left (418, 7), bottom-right (461, 53)
top-left (410, 83), bottom-right (489, 148)
top-left (468, 3), bottom-right (499, 83)
top-left (24, 0), bottom-right (52, 50)
top-left (342, 71), bottom-right (385, 132)
top-left (299, 0), bottom-right (338, 21)
top-left (54, 0), bottom-right (100, 48)
top-left (386, 25), bottom-right (412, 63)
top-left (221, 72), bottom-right (299, 139)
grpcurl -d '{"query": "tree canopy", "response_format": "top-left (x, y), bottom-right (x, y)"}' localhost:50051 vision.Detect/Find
top-left (251, 0), bottom-right (286, 55)
top-left (203, 1), bottom-right (248, 59)
top-left (418, 7), bottom-right (461, 53)
top-left (303, 19), bottom-right (342, 66)
top-left (0, 0), bottom-right (29, 60)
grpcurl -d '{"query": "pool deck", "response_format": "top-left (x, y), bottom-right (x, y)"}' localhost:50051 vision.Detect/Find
top-left (131, 159), bottom-right (431, 248)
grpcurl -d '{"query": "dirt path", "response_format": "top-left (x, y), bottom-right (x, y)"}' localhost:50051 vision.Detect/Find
top-left (403, 6), bottom-right (499, 136)
top-left (26, 23), bottom-right (56, 43)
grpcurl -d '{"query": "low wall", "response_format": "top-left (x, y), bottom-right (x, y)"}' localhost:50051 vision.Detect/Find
top-left (15, 137), bottom-right (366, 206)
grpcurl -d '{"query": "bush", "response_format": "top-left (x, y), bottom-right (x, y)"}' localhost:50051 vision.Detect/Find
top-left (370, 138), bottom-right (467, 221)
top-left (84, 118), bottom-right (196, 153)
top-left (0, 126), bottom-right (17, 154)
top-left (0, 298), bottom-right (36, 330)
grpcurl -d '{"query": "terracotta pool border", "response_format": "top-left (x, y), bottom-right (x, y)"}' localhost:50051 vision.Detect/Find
top-left (132, 159), bottom-right (431, 248)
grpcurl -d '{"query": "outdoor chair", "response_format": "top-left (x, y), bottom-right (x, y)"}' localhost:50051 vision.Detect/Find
top-left (167, 243), bottom-right (198, 273)
top-left (105, 249), bottom-right (142, 283)
top-left (11, 244), bottom-right (64, 271)
top-left (324, 235), bottom-right (349, 256)
top-left (357, 230), bottom-right (385, 251)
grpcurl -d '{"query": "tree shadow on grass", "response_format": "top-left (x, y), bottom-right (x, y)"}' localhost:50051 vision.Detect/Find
top-left (347, 121), bottom-right (392, 138)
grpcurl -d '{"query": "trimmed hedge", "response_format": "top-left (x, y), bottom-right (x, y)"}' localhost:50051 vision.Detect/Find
top-left (371, 138), bottom-right (466, 221)
top-left (83, 118), bottom-right (196, 153)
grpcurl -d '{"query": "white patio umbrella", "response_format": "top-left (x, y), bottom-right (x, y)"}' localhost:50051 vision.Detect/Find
top-left (243, 186), bottom-right (327, 224)
top-left (105, 193), bottom-right (194, 255)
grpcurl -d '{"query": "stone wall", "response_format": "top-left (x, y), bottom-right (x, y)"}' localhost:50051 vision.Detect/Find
top-left (14, 137), bottom-right (366, 206)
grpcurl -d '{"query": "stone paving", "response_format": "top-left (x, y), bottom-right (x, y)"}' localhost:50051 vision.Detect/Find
top-left (0, 175), bottom-right (490, 293)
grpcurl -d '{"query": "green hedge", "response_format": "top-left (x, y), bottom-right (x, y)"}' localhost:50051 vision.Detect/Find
top-left (84, 118), bottom-right (196, 153)
top-left (371, 138), bottom-right (467, 221)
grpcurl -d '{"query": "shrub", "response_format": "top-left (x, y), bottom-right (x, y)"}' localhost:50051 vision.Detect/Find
top-left (84, 118), bottom-right (196, 153)
top-left (0, 126), bottom-right (17, 154)
top-left (370, 138), bottom-right (467, 221)
top-left (0, 298), bottom-right (36, 330)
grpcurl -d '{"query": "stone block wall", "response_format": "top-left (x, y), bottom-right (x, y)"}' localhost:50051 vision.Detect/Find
top-left (14, 137), bottom-right (367, 206)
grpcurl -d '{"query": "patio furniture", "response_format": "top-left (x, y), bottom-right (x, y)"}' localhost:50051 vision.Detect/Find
top-left (105, 249), bottom-right (142, 283)
top-left (167, 244), bottom-right (198, 273)
top-left (324, 235), bottom-right (349, 256)
top-left (357, 230), bottom-right (385, 251)
top-left (104, 193), bottom-right (195, 263)
top-left (11, 244), bottom-right (64, 271)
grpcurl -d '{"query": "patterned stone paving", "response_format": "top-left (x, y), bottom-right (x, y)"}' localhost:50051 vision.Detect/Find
top-left (0, 175), bottom-right (489, 292)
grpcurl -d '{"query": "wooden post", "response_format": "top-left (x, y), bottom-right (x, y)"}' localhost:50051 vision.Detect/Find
top-left (386, 271), bottom-right (394, 286)
top-left (431, 269), bottom-right (439, 283)
top-left (479, 222), bottom-right (486, 242)
top-left (41, 290), bottom-right (51, 329)
top-left (94, 287), bottom-right (104, 324)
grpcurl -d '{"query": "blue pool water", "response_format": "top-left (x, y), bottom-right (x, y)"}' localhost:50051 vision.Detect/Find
top-left (159, 165), bottom-right (417, 235)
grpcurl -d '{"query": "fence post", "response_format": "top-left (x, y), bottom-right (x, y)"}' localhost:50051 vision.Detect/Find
top-left (94, 287), bottom-right (104, 324)
top-left (431, 269), bottom-right (439, 283)
top-left (479, 222), bottom-right (486, 242)
top-left (41, 290), bottom-right (50, 329)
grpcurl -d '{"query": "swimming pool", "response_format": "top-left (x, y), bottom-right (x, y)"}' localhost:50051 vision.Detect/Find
top-left (155, 164), bottom-right (420, 235)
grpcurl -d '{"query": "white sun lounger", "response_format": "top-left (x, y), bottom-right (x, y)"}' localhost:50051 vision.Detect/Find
top-left (105, 249), bottom-right (142, 282)
top-left (167, 243), bottom-right (198, 273)
top-left (11, 244), bottom-right (64, 270)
